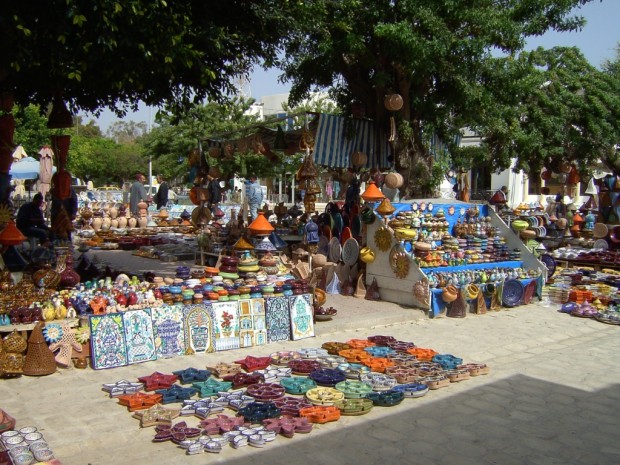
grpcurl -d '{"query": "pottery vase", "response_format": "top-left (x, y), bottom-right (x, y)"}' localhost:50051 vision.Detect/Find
top-left (128, 217), bottom-right (137, 228)
top-left (109, 206), bottom-right (118, 219)
top-left (91, 217), bottom-right (102, 232)
top-left (102, 217), bottom-right (111, 229)
top-left (57, 250), bottom-right (80, 289)
top-left (117, 216), bottom-right (127, 228)
top-left (137, 217), bottom-right (148, 228)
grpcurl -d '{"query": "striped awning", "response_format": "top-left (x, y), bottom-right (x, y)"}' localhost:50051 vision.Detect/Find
top-left (313, 114), bottom-right (392, 169)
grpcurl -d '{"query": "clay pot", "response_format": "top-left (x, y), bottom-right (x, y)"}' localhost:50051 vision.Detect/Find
top-left (128, 218), bottom-right (137, 228)
top-left (359, 246), bottom-right (376, 264)
top-left (312, 254), bottom-right (327, 268)
top-left (91, 217), bottom-right (102, 232)
top-left (442, 285), bottom-right (458, 303)
top-left (117, 216), bottom-right (128, 228)
top-left (108, 206), bottom-right (118, 219)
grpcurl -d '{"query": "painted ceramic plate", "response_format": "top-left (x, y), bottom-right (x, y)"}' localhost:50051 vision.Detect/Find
top-left (340, 227), bottom-right (352, 245)
top-left (318, 235), bottom-right (330, 256)
top-left (342, 238), bottom-right (360, 266)
top-left (501, 279), bottom-right (525, 307)
top-left (329, 237), bottom-right (342, 263)
top-left (593, 239), bottom-right (609, 250)
top-left (411, 202), bottom-right (418, 211)
top-left (427, 203), bottom-right (433, 212)
top-left (448, 206), bottom-right (455, 216)
top-left (419, 202), bottom-right (426, 212)
top-left (540, 254), bottom-right (556, 278)
top-left (460, 207), bottom-right (466, 216)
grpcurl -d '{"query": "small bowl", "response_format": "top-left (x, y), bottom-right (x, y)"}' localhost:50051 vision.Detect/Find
top-left (1, 430), bottom-right (20, 439)
top-left (4, 436), bottom-right (24, 448)
top-left (18, 427), bottom-right (37, 435)
top-left (24, 432), bottom-right (42, 443)
top-left (12, 452), bottom-right (34, 465)
top-left (33, 448), bottom-right (54, 462)
top-left (8, 445), bottom-right (30, 457)
top-left (28, 440), bottom-right (49, 452)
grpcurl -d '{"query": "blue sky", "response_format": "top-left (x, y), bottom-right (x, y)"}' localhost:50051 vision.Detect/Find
top-left (87, 0), bottom-right (619, 132)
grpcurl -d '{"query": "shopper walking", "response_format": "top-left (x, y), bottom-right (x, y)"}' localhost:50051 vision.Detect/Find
top-left (130, 173), bottom-right (149, 216)
top-left (246, 175), bottom-right (263, 221)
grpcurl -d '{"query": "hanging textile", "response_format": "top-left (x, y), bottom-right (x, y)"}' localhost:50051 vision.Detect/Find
top-left (11, 145), bottom-right (27, 161)
top-left (313, 114), bottom-right (391, 169)
top-left (38, 145), bottom-right (55, 199)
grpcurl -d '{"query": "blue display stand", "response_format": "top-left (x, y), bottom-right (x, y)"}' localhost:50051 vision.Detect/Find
top-left (430, 277), bottom-right (537, 318)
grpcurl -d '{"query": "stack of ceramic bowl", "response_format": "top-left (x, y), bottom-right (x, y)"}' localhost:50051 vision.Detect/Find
top-left (176, 266), bottom-right (190, 280)
top-left (219, 256), bottom-right (240, 280)
top-left (1, 427), bottom-right (54, 465)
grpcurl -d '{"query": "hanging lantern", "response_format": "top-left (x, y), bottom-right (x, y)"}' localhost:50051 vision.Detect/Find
top-left (351, 151), bottom-right (368, 168)
top-left (361, 181), bottom-right (385, 202)
top-left (304, 178), bottom-right (322, 195)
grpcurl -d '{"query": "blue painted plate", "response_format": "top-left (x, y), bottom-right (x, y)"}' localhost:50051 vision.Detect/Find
top-left (502, 279), bottom-right (525, 307)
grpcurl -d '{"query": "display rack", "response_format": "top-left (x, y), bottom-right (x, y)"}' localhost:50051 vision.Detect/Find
top-left (365, 199), bottom-right (546, 316)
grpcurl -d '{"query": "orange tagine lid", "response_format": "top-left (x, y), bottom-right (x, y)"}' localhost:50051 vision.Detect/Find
top-left (0, 220), bottom-right (26, 245)
top-left (361, 181), bottom-right (385, 202)
top-left (248, 212), bottom-right (274, 235)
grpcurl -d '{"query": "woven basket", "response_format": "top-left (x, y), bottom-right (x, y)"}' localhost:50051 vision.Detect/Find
top-left (22, 322), bottom-right (57, 376)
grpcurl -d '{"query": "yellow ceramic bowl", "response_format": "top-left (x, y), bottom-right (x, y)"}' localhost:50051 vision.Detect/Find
top-left (395, 228), bottom-right (418, 240)
top-left (359, 246), bottom-right (376, 264)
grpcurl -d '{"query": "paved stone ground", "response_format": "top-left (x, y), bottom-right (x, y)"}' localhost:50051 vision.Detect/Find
top-left (2, 298), bottom-right (618, 465)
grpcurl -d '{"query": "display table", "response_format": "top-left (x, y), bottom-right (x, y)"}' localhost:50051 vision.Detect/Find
top-left (429, 278), bottom-right (539, 318)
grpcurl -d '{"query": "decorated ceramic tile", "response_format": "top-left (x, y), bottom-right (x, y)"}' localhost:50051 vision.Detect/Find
top-left (90, 313), bottom-right (128, 370)
top-left (151, 304), bottom-right (185, 359)
top-left (265, 296), bottom-right (291, 343)
top-left (212, 301), bottom-right (241, 351)
top-left (182, 303), bottom-right (216, 354)
top-left (254, 330), bottom-right (267, 346)
top-left (239, 299), bottom-right (252, 316)
top-left (251, 298), bottom-right (265, 316)
top-left (123, 308), bottom-right (157, 364)
top-left (288, 294), bottom-right (315, 340)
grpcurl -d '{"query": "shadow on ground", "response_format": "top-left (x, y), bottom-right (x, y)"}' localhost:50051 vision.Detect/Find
top-left (218, 375), bottom-right (620, 465)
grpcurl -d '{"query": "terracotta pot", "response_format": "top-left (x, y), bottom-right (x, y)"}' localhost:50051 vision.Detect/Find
top-left (442, 285), bottom-right (458, 303)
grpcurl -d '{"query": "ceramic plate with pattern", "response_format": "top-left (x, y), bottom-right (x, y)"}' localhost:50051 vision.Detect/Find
top-left (427, 203), bottom-right (433, 212)
top-left (419, 202), bottom-right (426, 212)
top-left (342, 238), bottom-right (360, 266)
top-left (448, 206), bottom-right (455, 216)
top-left (411, 202), bottom-right (418, 211)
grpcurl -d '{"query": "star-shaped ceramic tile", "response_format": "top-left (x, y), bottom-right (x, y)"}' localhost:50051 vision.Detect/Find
top-left (256, 365), bottom-right (292, 383)
top-left (263, 415), bottom-right (313, 437)
top-left (152, 421), bottom-right (201, 443)
top-left (179, 399), bottom-right (225, 419)
top-left (117, 392), bottom-right (163, 412)
top-left (233, 356), bottom-right (272, 372)
top-left (172, 367), bottom-right (212, 384)
top-left (102, 379), bottom-right (144, 397)
top-left (155, 384), bottom-right (198, 404)
top-left (207, 362), bottom-right (242, 378)
top-left (137, 372), bottom-right (179, 391)
top-left (198, 414), bottom-right (246, 435)
top-left (213, 390), bottom-right (255, 411)
top-left (191, 378), bottom-right (233, 398)
top-left (132, 403), bottom-right (180, 427)
top-left (222, 372), bottom-right (264, 389)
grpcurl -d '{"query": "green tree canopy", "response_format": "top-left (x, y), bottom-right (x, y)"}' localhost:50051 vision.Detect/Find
top-left (466, 46), bottom-right (620, 178)
top-left (278, 0), bottom-right (596, 196)
top-left (0, 0), bottom-right (287, 115)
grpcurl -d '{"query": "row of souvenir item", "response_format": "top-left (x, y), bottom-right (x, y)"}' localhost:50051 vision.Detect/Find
top-left (102, 335), bottom-right (490, 455)
top-left (425, 267), bottom-right (541, 289)
top-left (87, 295), bottom-right (316, 370)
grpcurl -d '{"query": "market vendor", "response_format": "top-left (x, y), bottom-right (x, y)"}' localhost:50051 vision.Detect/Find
top-left (489, 186), bottom-right (509, 209)
top-left (16, 193), bottom-right (51, 246)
